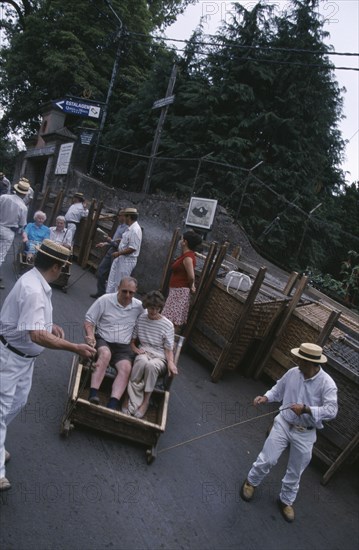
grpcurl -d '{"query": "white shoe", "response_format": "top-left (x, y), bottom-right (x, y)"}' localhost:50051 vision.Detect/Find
top-left (0, 477), bottom-right (11, 491)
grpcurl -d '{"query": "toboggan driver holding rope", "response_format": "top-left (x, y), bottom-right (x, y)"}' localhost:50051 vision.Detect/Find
top-left (240, 342), bottom-right (338, 523)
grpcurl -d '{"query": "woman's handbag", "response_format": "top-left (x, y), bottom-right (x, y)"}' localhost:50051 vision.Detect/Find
top-left (224, 271), bottom-right (252, 294)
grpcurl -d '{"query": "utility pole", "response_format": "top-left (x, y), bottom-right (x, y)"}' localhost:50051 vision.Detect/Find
top-left (89, 0), bottom-right (123, 175)
top-left (142, 64), bottom-right (177, 194)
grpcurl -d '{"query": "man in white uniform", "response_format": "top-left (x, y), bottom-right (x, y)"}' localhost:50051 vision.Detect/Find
top-left (64, 192), bottom-right (89, 241)
top-left (240, 342), bottom-right (338, 523)
top-left (0, 172), bottom-right (11, 195)
top-left (106, 208), bottom-right (142, 293)
top-left (0, 178), bottom-right (29, 289)
top-left (0, 240), bottom-right (96, 491)
top-left (84, 276), bottom-right (145, 410)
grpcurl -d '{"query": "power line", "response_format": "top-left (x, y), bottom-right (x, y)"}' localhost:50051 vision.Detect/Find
top-left (98, 143), bottom-right (359, 242)
top-left (128, 30), bottom-right (359, 57)
top-left (128, 32), bottom-right (359, 72)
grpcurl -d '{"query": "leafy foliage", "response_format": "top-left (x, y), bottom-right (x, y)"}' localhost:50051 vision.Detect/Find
top-left (0, 0), bottom-right (356, 280)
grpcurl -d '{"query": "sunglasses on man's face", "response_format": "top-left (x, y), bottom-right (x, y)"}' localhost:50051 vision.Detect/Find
top-left (120, 289), bottom-right (135, 295)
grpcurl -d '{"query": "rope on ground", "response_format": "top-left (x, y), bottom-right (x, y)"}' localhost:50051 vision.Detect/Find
top-left (158, 405), bottom-right (293, 455)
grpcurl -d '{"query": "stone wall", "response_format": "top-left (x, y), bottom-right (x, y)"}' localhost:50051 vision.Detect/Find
top-left (52, 169), bottom-right (270, 293)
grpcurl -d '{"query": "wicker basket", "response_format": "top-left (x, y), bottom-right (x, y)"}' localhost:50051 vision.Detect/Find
top-left (189, 280), bottom-right (287, 370)
top-left (264, 302), bottom-right (359, 380)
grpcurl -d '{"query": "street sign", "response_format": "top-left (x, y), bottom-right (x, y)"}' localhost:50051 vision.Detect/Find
top-left (55, 143), bottom-right (74, 175)
top-left (53, 99), bottom-right (101, 119)
top-left (152, 94), bottom-right (175, 110)
top-left (80, 130), bottom-right (97, 146)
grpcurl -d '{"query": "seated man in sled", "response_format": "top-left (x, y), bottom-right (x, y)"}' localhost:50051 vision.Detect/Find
top-left (49, 216), bottom-right (73, 250)
top-left (83, 277), bottom-right (145, 410)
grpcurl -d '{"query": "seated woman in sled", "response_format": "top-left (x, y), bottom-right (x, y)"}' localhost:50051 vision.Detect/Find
top-left (22, 210), bottom-right (50, 263)
top-left (124, 290), bottom-right (178, 419)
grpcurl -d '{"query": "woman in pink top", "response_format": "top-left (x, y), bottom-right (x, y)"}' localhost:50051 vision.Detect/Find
top-left (162, 230), bottom-right (202, 333)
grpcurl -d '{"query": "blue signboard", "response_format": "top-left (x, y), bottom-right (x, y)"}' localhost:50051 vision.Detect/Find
top-left (53, 99), bottom-right (101, 119)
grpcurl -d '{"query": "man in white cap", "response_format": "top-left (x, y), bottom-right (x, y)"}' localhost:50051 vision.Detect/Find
top-left (64, 192), bottom-right (89, 241)
top-left (106, 208), bottom-right (142, 293)
top-left (20, 177), bottom-right (34, 207)
top-left (240, 342), bottom-right (338, 523)
top-left (0, 239), bottom-right (96, 491)
top-left (90, 208), bottom-right (128, 299)
top-left (0, 178), bottom-right (29, 289)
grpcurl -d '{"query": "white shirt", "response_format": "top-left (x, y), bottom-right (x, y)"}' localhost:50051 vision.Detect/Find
top-left (118, 221), bottom-right (142, 258)
top-left (0, 194), bottom-right (28, 228)
top-left (65, 202), bottom-right (89, 223)
top-left (0, 176), bottom-right (11, 195)
top-left (23, 187), bottom-right (34, 206)
top-left (85, 293), bottom-right (145, 343)
top-left (0, 268), bottom-right (53, 355)
top-left (265, 366), bottom-right (338, 429)
top-left (49, 226), bottom-right (73, 247)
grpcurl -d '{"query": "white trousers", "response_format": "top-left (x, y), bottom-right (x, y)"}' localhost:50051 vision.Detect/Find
top-left (247, 414), bottom-right (317, 505)
top-left (127, 353), bottom-right (166, 414)
top-left (106, 256), bottom-right (137, 293)
top-left (0, 343), bottom-right (35, 477)
top-left (0, 225), bottom-right (15, 267)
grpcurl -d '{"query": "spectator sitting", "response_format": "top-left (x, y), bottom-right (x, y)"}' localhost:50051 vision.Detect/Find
top-left (22, 210), bottom-right (50, 263)
top-left (123, 290), bottom-right (178, 419)
top-left (49, 216), bottom-right (72, 249)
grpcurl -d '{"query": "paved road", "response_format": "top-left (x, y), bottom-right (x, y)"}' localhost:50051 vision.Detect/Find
top-left (0, 246), bottom-right (358, 550)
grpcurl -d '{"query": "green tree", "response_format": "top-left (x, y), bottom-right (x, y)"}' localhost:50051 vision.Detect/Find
top-left (0, 0), bottom-right (194, 137)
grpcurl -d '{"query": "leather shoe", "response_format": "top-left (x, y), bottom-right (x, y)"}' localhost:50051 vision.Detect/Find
top-left (0, 477), bottom-right (11, 491)
top-left (90, 293), bottom-right (101, 299)
top-left (5, 450), bottom-right (10, 463)
top-left (89, 395), bottom-right (100, 405)
top-left (0, 284), bottom-right (4, 290)
top-left (240, 479), bottom-right (255, 502)
top-left (278, 498), bottom-right (295, 522)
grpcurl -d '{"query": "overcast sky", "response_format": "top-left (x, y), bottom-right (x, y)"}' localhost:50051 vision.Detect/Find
top-left (166, 0), bottom-right (359, 184)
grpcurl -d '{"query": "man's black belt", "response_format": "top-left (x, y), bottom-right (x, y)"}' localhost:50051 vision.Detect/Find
top-left (0, 335), bottom-right (39, 358)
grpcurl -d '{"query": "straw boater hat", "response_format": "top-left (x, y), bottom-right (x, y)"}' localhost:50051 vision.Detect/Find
top-left (14, 179), bottom-right (31, 195)
top-left (291, 343), bottom-right (327, 364)
top-left (0, 172), bottom-right (4, 178)
top-left (74, 192), bottom-right (84, 200)
top-left (122, 207), bottom-right (138, 214)
top-left (36, 239), bottom-right (72, 265)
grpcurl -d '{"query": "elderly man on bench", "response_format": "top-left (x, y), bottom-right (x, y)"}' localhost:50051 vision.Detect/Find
top-left (83, 277), bottom-right (145, 410)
